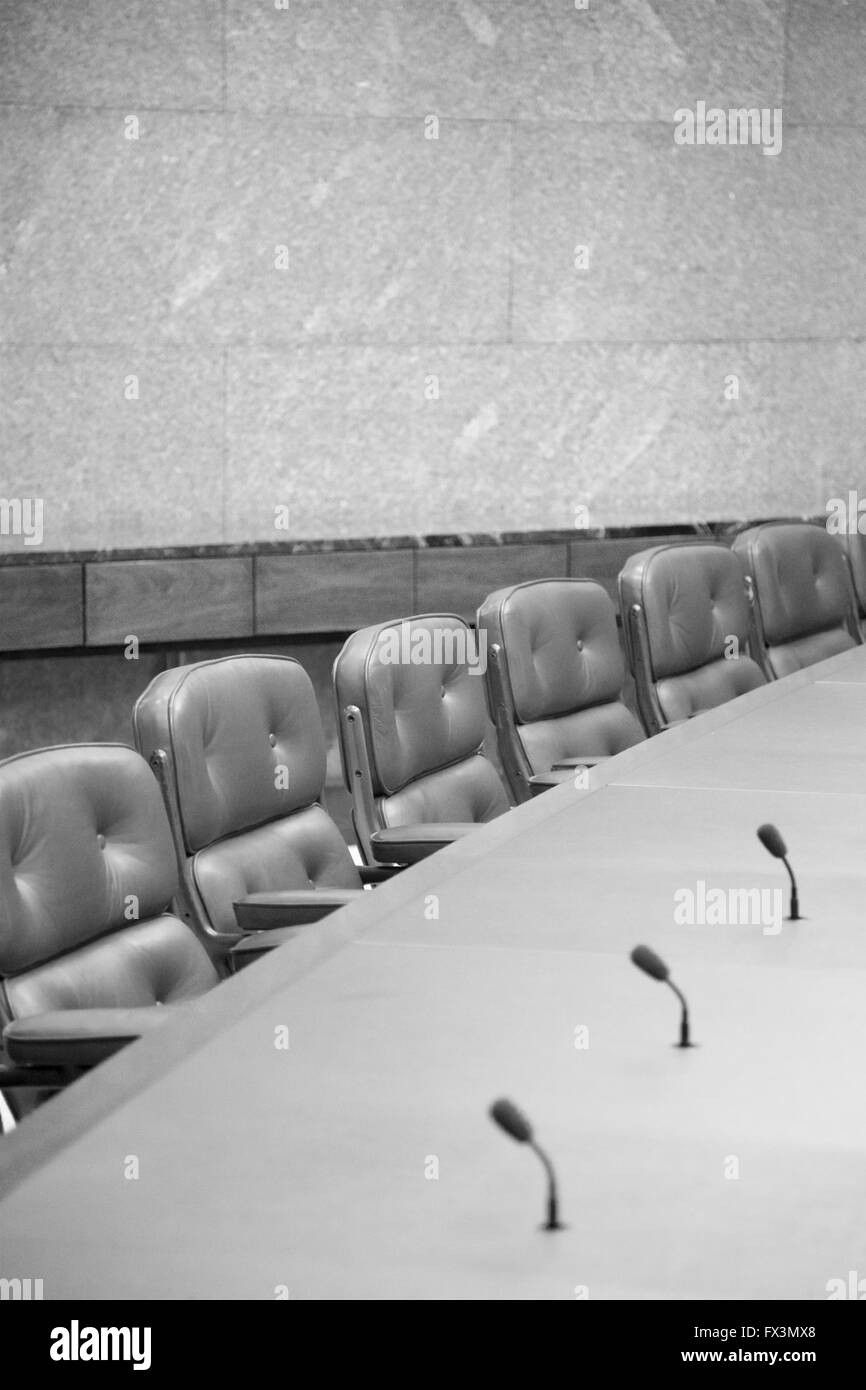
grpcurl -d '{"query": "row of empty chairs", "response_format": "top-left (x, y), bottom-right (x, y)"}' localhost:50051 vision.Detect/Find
top-left (622, 522), bottom-right (861, 734)
top-left (0, 661), bottom-right (383, 1121)
top-left (483, 520), bottom-right (860, 795)
top-left (0, 519), bottom-right (862, 1117)
top-left (341, 521), bottom-right (861, 814)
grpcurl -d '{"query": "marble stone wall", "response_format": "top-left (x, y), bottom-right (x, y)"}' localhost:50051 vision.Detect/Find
top-left (1, 0), bottom-right (863, 552)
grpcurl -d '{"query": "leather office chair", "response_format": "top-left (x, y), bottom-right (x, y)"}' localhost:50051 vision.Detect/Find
top-left (134, 655), bottom-right (380, 957)
top-left (0, 743), bottom-right (219, 1108)
top-left (837, 532), bottom-right (866, 638)
top-left (333, 614), bottom-right (511, 864)
top-left (477, 579), bottom-right (644, 802)
top-left (618, 542), bottom-right (766, 736)
top-left (733, 522), bottom-right (862, 678)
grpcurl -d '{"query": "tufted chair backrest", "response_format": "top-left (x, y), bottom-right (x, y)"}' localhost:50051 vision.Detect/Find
top-left (0, 743), bottom-right (217, 1026)
top-left (618, 542), bottom-right (767, 734)
top-left (477, 579), bottom-right (644, 800)
top-left (333, 614), bottom-right (510, 858)
top-left (733, 523), bottom-right (862, 678)
top-left (134, 656), bottom-right (360, 939)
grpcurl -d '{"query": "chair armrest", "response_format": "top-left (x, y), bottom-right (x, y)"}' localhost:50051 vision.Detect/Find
top-left (232, 888), bottom-right (364, 931)
top-left (369, 824), bottom-right (479, 865)
top-left (549, 756), bottom-right (612, 770)
top-left (358, 863), bottom-right (404, 884)
top-left (228, 927), bottom-right (309, 970)
top-left (3, 1006), bottom-right (173, 1069)
top-left (0, 1063), bottom-right (78, 1089)
top-left (528, 769), bottom-right (578, 794)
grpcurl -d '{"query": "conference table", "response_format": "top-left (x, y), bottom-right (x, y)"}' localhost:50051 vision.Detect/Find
top-left (2, 647), bottom-right (866, 1300)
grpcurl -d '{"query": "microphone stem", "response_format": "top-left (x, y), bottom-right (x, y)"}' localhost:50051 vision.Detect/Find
top-left (667, 979), bottom-right (690, 1046)
top-left (530, 1141), bottom-right (560, 1229)
top-left (782, 857), bottom-right (799, 919)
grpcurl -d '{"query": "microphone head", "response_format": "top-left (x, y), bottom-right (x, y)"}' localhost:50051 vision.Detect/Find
top-left (757, 823), bottom-right (788, 859)
top-left (630, 944), bottom-right (670, 982)
top-left (490, 1098), bottom-right (534, 1144)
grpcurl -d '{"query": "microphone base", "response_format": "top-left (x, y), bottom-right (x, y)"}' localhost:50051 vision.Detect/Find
top-left (785, 914), bottom-right (805, 922)
top-left (540, 1221), bottom-right (567, 1232)
top-left (673, 1041), bottom-right (698, 1049)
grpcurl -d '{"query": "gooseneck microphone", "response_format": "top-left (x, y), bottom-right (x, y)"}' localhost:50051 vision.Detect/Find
top-left (489, 1098), bottom-right (565, 1231)
top-left (757, 823), bottom-right (801, 920)
top-left (630, 944), bottom-right (693, 1048)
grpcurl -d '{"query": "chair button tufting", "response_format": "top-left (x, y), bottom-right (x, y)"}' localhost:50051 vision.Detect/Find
top-left (268, 733), bottom-right (276, 747)
top-left (576, 639), bottom-right (584, 652)
top-left (97, 833), bottom-right (106, 850)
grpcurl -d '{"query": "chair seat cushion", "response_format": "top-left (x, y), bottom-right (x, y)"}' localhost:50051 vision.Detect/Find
top-left (764, 627), bottom-right (857, 678)
top-left (192, 807), bottom-right (361, 936)
top-left (378, 755), bottom-right (508, 828)
top-left (518, 701), bottom-right (643, 774)
top-left (3, 914), bottom-right (219, 1022)
top-left (656, 654), bottom-right (766, 723)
